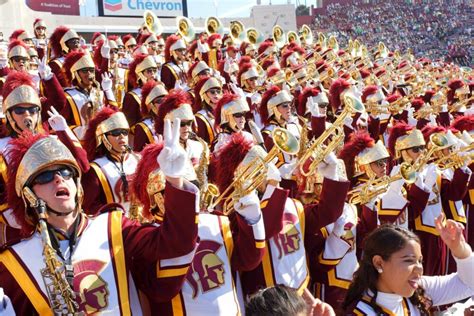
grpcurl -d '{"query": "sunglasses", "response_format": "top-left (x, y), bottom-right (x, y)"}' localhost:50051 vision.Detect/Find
top-left (180, 120), bottom-right (193, 127)
top-left (208, 88), bottom-right (222, 95)
top-left (409, 146), bottom-right (425, 153)
top-left (32, 167), bottom-right (74, 186)
top-left (11, 56), bottom-right (29, 63)
top-left (79, 68), bottom-right (95, 74)
top-left (373, 159), bottom-right (388, 167)
top-left (11, 106), bottom-right (40, 115)
top-left (232, 112), bottom-right (246, 118)
top-left (247, 77), bottom-right (258, 82)
top-left (145, 68), bottom-right (158, 74)
top-left (107, 129), bottom-right (129, 137)
top-left (278, 103), bottom-right (291, 109)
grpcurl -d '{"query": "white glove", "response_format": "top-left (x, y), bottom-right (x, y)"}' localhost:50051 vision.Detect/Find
top-left (250, 92), bottom-right (261, 105)
top-left (387, 178), bottom-right (405, 194)
top-left (101, 40), bottom-right (111, 59)
top-left (317, 152), bottom-right (338, 181)
top-left (423, 164), bottom-right (438, 190)
top-left (101, 72), bottom-right (113, 91)
top-left (157, 119), bottom-right (187, 178)
top-left (0, 288), bottom-right (14, 315)
top-left (440, 104), bottom-right (448, 112)
top-left (332, 213), bottom-right (349, 238)
top-left (407, 107), bottom-right (417, 126)
top-left (307, 96), bottom-right (320, 117)
top-left (47, 106), bottom-right (68, 132)
top-left (344, 115), bottom-right (353, 128)
top-left (38, 56), bottom-right (52, 80)
top-left (234, 190), bottom-right (261, 224)
top-left (197, 40), bottom-right (209, 53)
top-left (174, 80), bottom-right (190, 91)
top-left (0, 56), bottom-right (7, 68)
top-left (224, 58), bottom-right (232, 73)
top-left (428, 113), bottom-right (437, 126)
top-left (279, 161), bottom-right (297, 180)
top-left (230, 83), bottom-right (246, 98)
top-left (266, 162), bottom-right (281, 182)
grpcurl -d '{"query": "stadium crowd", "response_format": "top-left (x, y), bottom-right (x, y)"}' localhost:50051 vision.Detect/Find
top-left (312, 0), bottom-right (473, 66)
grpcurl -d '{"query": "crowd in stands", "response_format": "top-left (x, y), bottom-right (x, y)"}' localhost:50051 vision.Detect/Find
top-left (312, 0), bottom-right (473, 66)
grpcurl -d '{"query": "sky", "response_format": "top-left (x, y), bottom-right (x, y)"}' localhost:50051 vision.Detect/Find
top-left (187, 0), bottom-right (294, 18)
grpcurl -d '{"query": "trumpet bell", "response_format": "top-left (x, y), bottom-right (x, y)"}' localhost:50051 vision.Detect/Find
top-left (206, 16), bottom-right (224, 36)
top-left (430, 132), bottom-right (449, 149)
top-left (247, 27), bottom-right (264, 45)
top-left (273, 127), bottom-right (300, 155)
top-left (230, 20), bottom-right (246, 45)
top-left (176, 16), bottom-right (195, 43)
top-left (143, 10), bottom-right (163, 35)
top-left (343, 94), bottom-right (365, 113)
top-left (400, 162), bottom-right (416, 184)
top-left (273, 25), bottom-right (286, 49)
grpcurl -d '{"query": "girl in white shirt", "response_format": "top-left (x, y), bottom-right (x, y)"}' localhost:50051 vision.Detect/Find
top-left (341, 214), bottom-right (474, 315)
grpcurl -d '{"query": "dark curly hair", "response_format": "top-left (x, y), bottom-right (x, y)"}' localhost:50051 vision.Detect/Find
top-left (341, 225), bottom-right (432, 315)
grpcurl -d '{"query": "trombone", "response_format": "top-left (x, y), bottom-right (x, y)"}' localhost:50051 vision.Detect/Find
top-left (210, 128), bottom-right (299, 215)
top-left (348, 163), bottom-right (416, 205)
top-left (297, 94), bottom-right (365, 177)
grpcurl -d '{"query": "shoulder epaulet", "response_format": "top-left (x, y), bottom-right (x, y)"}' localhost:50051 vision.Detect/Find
top-left (0, 223), bottom-right (33, 252)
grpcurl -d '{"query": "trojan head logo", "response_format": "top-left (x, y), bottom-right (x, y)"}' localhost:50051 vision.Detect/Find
top-left (186, 240), bottom-right (225, 298)
top-left (73, 259), bottom-right (109, 314)
top-left (274, 213), bottom-right (301, 259)
top-left (341, 222), bottom-right (355, 250)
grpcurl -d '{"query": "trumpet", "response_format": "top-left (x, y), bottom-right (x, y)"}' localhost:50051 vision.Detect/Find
top-left (411, 132), bottom-right (449, 173)
top-left (348, 162), bottom-right (416, 205)
top-left (449, 95), bottom-right (474, 113)
top-left (297, 94), bottom-right (364, 177)
top-left (211, 128), bottom-right (299, 215)
top-left (434, 144), bottom-right (474, 170)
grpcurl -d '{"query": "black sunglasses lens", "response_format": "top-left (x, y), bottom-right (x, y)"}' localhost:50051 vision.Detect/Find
top-left (109, 129), bottom-right (129, 136)
top-left (180, 121), bottom-right (193, 127)
top-left (12, 107), bottom-right (39, 115)
top-left (33, 167), bottom-right (73, 185)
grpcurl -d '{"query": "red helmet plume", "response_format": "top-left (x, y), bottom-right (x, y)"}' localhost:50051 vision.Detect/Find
top-left (63, 51), bottom-right (89, 85)
top-left (361, 85), bottom-right (378, 103)
top-left (329, 78), bottom-right (350, 112)
top-left (214, 93), bottom-right (239, 128)
top-left (128, 53), bottom-right (148, 85)
top-left (338, 131), bottom-right (375, 180)
top-left (387, 122), bottom-right (413, 156)
top-left (164, 35), bottom-right (181, 63)
top-left (421, 125), bottom-right (445, 143)
top-left (83, 107), bottom-right (118, 161)
top-left (297, 87), bottom-right (320, 116)
top-left (155, 89), bottom-right (191, 134)
top-left (260, 85), bottom-right (281, 125)
top-left (49, 26), bottom-right (70, 57)
top-left (2, 70), bottom-right (35, 100)
top-left (451, 115), bottom-right (474, 132)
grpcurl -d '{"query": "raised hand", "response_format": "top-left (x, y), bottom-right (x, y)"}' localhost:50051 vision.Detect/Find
top-left (101, 72), bottom-right (113, 91)
top-left (38, 56), bottom-right (52, 80)
top-left (435, 213), bottom-right (472, 259)
top-left (101, 40), bottom-right (111, 59)
top-left (47, 106), bottom-right (68, 132)
top-left (157, 118), bottom-right (187, 178)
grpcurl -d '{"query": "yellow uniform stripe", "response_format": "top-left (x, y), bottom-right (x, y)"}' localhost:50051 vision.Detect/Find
top-left (0, 250), bottom-right (53, 315)
top-left (157, 266), bottom-right (190, 278)
top-left (90, 163), bottom-right (114, 203)
top-left (135, 122), bottom-right (155, 144)
top-left (110, 211), bottom-right (131, 315)
top-left (171, 293), bottom-right (185, 316)
top-left (65, 94), bottom-right (81, 126)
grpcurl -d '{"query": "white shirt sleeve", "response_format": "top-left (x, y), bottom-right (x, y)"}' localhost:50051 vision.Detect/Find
top-left (419, 254), bottom-right (474, 306)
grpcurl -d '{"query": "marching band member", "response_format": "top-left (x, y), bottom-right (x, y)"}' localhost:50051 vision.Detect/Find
top-left (238, 62), bottom-right (263, 128)
top-left (132, 80), bottom-right (168, 152)
top-left (260, 86), bottom-right (301, 196)
top-left (48, 26), bottom-right (81, 87)
top-left (155, 89), bottom-right (203, 183)
top-left (32, 19), bottom-right (48, 59)
top-left (193, 76), bottom-right (223, 145)
top-left (212, 93), bottom-right (253, 154)
top-left (161, 35), bottom-right (188, 90)
top-left (56, 50), bottom-right (116, 139)
top-left (122, 53), bottom-right (158, 128)
top-left (0, 71), bottom-right (86, 227)
top-left (118, 34), bottom-right (137, 69)
top-left (81, 107), bottom-right (139, 216)
top-left (202, 33), bottom-right (223, 70)
top-left (0, 117), bottom-right (199, 314)
top-left (132, 132), bottom-right (267, 315)
top-left (187, 60), bottom-right (211, 88)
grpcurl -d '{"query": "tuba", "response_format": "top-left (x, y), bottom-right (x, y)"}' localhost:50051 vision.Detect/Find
top-left (230, 20), bottom-right (246, 45)
top-left (206, 16), bottom-right (224, 36)
top-left (211, 128), bottom-right (299, 215)
top-left (273, 25), bottom-right (286, 49)
top-left (176, 16), bottom-right (195, 43)
top-left (297, 94), bottom-right (364, 177)
top-left (143, 10), bottom-right (163, 35)
top-left (299, 24), bottom-right (313, 46)
top-left (287, 31), bottom-right (301, 46)
top-left (247, 27), bottom-right (264, 45)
